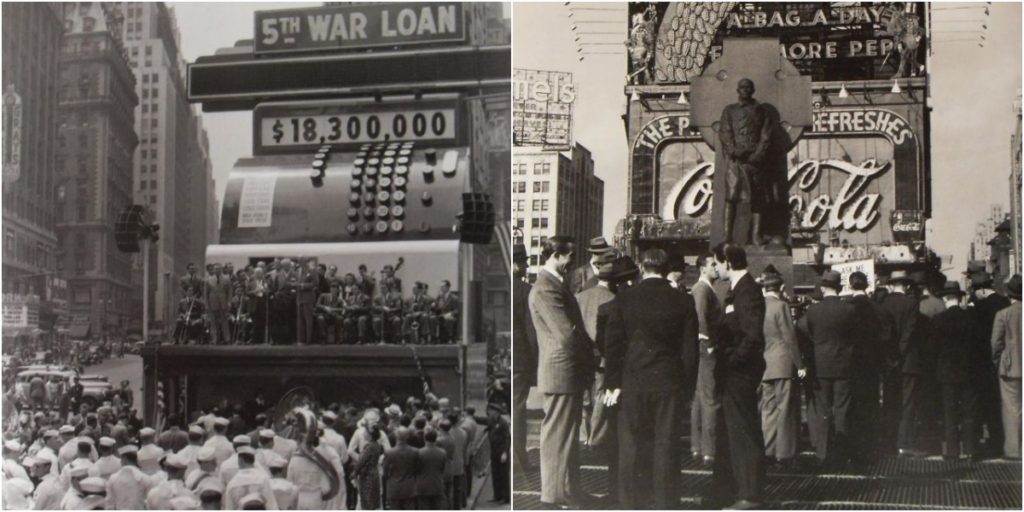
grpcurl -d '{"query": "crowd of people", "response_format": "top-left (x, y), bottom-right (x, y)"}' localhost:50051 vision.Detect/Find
top-left (1, 385), bottom-right (511, 510)
top-left (173, 258), bottom-right (460, 346)
top-left (514, 235), bottom-right (1023, 510)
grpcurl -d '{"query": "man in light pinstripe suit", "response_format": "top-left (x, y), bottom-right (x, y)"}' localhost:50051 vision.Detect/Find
top-left (529, 235), bottom-right (596, 509)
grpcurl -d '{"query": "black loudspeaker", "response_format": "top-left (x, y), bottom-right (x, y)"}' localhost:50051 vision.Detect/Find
top-left (114, 205), bottom-right (146, 253)
top-left (459, 193), bottom-right (495, 245)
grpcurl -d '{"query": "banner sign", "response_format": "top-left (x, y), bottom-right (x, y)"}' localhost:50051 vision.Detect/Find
top-left (3, 294), bottom-right (40, 330)
top-left (513, 69), bottom-right (575, 149)
top-left (647, 2), bottom-right (927, 83)
top-left (2, 85), bottom-right (22, 183)
top-left (255, 3), bottom-right (466, 55)
top-left (830, 259), bottom-right (875, 295)
top-left (237, 176), bottom-right (277, 228)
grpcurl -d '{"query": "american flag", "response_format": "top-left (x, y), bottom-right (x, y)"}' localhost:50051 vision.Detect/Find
top-left (495, 221), bottom-right (512, 279)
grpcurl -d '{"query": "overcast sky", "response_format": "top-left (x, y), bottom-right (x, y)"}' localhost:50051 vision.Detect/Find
top-left (513, 1), bottom-right (1022, 277)
top-left (170, 1), bottom-right (511, 218)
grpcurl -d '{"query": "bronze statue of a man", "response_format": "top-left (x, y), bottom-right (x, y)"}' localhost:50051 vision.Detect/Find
top-left (718, 78), bottom-right (775, 245)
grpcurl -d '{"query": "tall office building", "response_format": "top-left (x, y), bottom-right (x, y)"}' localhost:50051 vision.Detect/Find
top-left (116, 2), bottom-right (213, 332)
top-left (56, 3), bottom-right (140, 339)
top-left (2, 3), bottom-right (65, 341)
top-left (512, 143), bottom-right (605, 279)
top-left (1011, 89), bottom-right (1022, 275)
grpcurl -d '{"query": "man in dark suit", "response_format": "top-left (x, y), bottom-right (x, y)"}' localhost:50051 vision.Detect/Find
top-left (205, 263), bottom-right (233, 345)
top-left (709, 243), bottom-right (766, 510)
top-left (881, 270), bottom-right (927, 457)
top-left (931, 281), bottom-right (979, 460)
top-left (992, 274), bottom-right (1022, 460)
top-left (602, 249), bottom-right (698, 509)
top-left (180, 262), bottom-right (205, 298)
top-left (798, 271), bottom-right (857, 465)
top-left (570, 237), bottom-right (615, 295)
top-left (760, 273), bottom-right (804, 463)
top-left (295, 257), bottom-right (320, 345)
top-left (246, 267), bottom-right (272, 345)
top-left (846, 271), bottom-right (891, 464)
top-left (969, 272), bottom-right (1011, 456)
top-left (528, 235), bottom-right (594, 509)
top-left (691, 253), bottom-right (724, 466)
top-left (416, 429), bottom-right (449, 510)
top-left (511, 244), bottom-right (538, 477)
top-left (432, 280), bottom-right (460, 344)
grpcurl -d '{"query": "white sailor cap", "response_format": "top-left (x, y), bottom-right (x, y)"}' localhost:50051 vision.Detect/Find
top-left (164, 453), bottom-right (188, 469)
top-left (99, 437), bottom-right (116, 448)
top-left (4, 440), bottom-right (22, 452)
top-left (118, 444), bottom-right (139, 455)
top-left (69, 460), bottom-right (93, 478)
top-left (213, 417), bottom-right (230, 427)
top-left (139, 427), bottom-right (156, 437)
top-left (169, 495), bottom-right (201, 510)
top-left (239, 492), bottom-right (265, 508)
top-left (59, 425), bottom-right (75, 434)
top-left (197, 446), bottom-right (217, 462)
top-left (258, 429), bottom-right (275, 439)
top-left (265, 453), bottom-right (288, 470)
top-left (236, 445), bottom-right (256, 456)
top-left (322, 410), bottom-right (338, 421)
top-left (79, 477), bottom-right (107, 494)
top-left (232, 435), bottom-right (251, 446)
top-left (188, 425), bottom-right (205, 436)
top-left (42, 429), bottom-right (59, 438)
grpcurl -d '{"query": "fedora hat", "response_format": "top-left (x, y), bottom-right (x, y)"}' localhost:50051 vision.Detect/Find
top-left (820, 270), bottom-right (843, 290)
top-left (595, 250), bottom-right (617, 279)
top-left (611, 256), bottom-right (639, 282)
top-left (587, 236), bottom-right (614, 254)
top-left (936, 281), bottom-right (966, 298)
top-left (1007, 274), bottom-right (1022, 300)
top-left (963, 260), bottom-right (986, 275)
top-left (762, 273), bottom-right (784, 291)
top-left (888, 270), bottom-right (913, 284)
top-left (512, 244), bottom-right (528, 262)
top-left (969, 271), bottom-right (993, 288)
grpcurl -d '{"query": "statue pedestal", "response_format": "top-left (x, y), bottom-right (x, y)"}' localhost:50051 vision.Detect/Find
top-left (745, 245), bottom-right (794, 290)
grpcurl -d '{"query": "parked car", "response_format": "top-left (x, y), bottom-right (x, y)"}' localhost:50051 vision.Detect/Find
top-left (13, 367), bottom-right (113, 410)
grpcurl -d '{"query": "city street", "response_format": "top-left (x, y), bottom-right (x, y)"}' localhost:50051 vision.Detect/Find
top-left (83, 353), bottom-right (143, 412)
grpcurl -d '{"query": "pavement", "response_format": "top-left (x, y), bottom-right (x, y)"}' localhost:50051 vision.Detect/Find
top-left (471, 462), bottom-right (512, 510)
top-left (84, 353), bottom-right (143, 411)
top-left (514, 419), bottom-right (1023, 510)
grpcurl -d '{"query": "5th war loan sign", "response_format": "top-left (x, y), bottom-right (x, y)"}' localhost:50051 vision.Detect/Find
top-left (255, 3), bottom-right (466, 55)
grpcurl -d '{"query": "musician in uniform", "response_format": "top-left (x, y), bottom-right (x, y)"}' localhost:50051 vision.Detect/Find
top-left (432, 280), bottom-right (461, 344)
top-left (174, 286), bottom-right (206, 345)
top-left (343, 284), bottom-right (373, 345)
top-left (403, 282), bottom-right (434, 345)
top-left (229, 286), bottom-right (252, 345)
top-left (316, 281), bottom-right (346, 345)
top-left (373, 280), bottom-right (404, 344)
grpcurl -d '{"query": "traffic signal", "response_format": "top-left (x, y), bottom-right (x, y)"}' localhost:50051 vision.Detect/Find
top-left (457, 193), bottom-right (495, 245)
top-left (115, 205), bottom-right (146, 253)
top-left (114, 205), bottom-right (159, 252)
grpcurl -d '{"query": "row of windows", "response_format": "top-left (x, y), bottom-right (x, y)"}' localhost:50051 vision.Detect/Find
top-left (512, 162), bottom-right (553, 175)
top-left (512, 200), bottom-right (550, 212)
top-left (512, 181), bottom-right (550, 194)
top-left (3, 229), bottom-right (54, 271)
top-left (514, 217), bottom-right (551, 230)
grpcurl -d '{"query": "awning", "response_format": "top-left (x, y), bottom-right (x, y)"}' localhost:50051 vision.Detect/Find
top-left (69, 320), bottom-right (91, 339)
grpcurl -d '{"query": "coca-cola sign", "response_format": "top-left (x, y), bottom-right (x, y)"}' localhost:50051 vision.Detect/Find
top-left (889, 210), bottom-right (925, 242)
top-left (664, 157), bottom-right (891, 233)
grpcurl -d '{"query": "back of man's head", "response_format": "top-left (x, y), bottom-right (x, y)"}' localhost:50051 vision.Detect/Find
top-left (540, 236), bottom-right (574, 264)
top-left (713, 243), bottom-right (748, 271)
top-left (424, 429), bottom-right (438, 444)
top-left (849, 272), bottom-right (869, 292)
top-left (640, 249), bottom-right (669, 276)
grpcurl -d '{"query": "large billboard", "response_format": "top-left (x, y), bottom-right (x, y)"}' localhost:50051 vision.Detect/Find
top-left (631, 2), bottom-right (927, 84)
top-left (628, 103), bottom-right (924, 246)
top-left (512, 69), bottom-right (575, 149)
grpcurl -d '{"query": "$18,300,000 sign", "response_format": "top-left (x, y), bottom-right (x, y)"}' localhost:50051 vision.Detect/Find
top-left (261, 109), bottom-right (456, 147)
